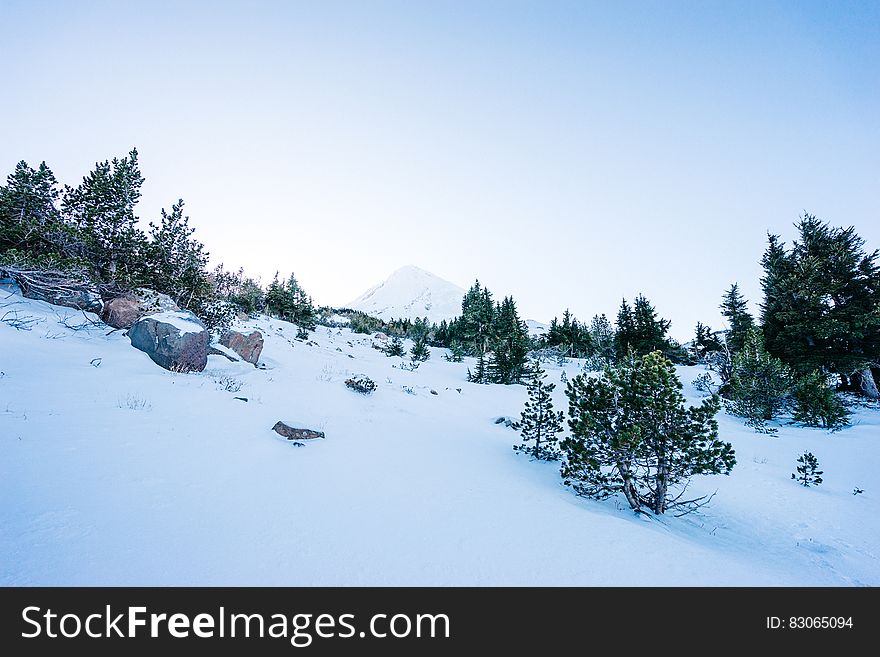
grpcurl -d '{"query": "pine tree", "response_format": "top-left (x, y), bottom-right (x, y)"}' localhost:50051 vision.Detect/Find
top-left (761, 215), bottom-right (880, 390)
top-left (62, 148), bottom-right (146, 288)
top-left (561, 351), bottom-right (735, 514)
top-left (693, 322), bottom-right (723, 360)
top-left (144, 199), bottom-right (211, 312)
top-left (457, 280), bottom-right (495, 356)
top-left (513, 362), bottom-right (564, 461)
top-left (586, 314), bottom-right (616, 368)
top-left (444, 341), bottom-right (466, 362)
top-left (792, 371), bottom-right (850, 431)
top-left (0, 160), bottom-right (62, 255)
top-left (792, 452), bottom-right (823, 487)
top-left (719, 283), bottom-right (754, 353)
top-left (614, 298), bottom-right (635, 358)
top-left (384, 336), bottom-right (405, 357)
top-left (410, 336), bottom-right (430, 362)
top-left (726, 327), bottom-right (791, 432)
top-left (467, 352), bottom-right (489, 384)
top-left (488, 296), bottom-right (530, 384)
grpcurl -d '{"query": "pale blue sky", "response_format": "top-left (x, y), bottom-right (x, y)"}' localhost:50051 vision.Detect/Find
top-left (2, 1), bottom-right (878, 337)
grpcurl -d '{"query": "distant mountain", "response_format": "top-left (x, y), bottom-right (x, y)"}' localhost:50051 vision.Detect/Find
top-left (346, 265), bottom-right (466, 323)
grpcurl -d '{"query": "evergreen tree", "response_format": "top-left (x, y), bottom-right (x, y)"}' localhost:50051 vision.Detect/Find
top-left (265, 271), bottom-right (317, 329)
top-left (457, 280), bottom-right (495, 356)
top-left (586, 314), bottom-right (616, 368)
top-left (62, 148), bottom-right (146, 288)
top-left (561, 351), bottom-right (735, 515)
top-left (488, 296), bottom-right (530, 384)
top-left (143, 199), bottom-right (211, 311)
top-left (614, 298), bottom-right (635, 358)
top-left (0, 160), bottom-right (63, 255)
top-left (384, 335), bottom-right (405, 357)
top-left (792, 452), bottom-right (823, 487)
top-left (467, 352), bottom-right (489, 384)
top-left (792, 371), bottom-right (850, 431)
top-left (513, 362), bottom-right (564, 461)
top-left (719, 283), bottom-right (754, 353)
top-left (726, 327), bottom-right (791, 432)
top-left (761, 215), bottom-right (880, 385)
top-left (410, 336), bottom-right (430, 362)
top-left (693, 322), bottom-right (724, 360)
top-left (631, 294), bottom-right (672, 355)
top-left (444, 341), bottom-right (466, 362)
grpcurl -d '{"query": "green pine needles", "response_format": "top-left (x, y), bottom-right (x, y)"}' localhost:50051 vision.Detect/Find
top-left (792, 452), bottom-right (823, 487)
top-left (513, 362), bottom-right (564, 461)
top-left (561, 351), bottom-right (736, 515)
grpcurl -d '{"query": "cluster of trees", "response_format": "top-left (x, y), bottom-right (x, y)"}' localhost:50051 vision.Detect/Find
top-left (537, 296), bottom-right (687, 371)
top-left (430, 281), bottom-right (532, 384)
top-left (0, 152), bottom-right (317, 332)
top-left (686, 215), bottom-right (880, 432)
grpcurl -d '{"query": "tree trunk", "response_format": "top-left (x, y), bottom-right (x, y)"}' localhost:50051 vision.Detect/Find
top-left (853, 368), bottom-right (880, 399)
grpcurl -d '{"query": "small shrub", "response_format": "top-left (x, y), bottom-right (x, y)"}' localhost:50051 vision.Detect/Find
top-left (117, 394), bottom-right (151, 411)
top-left (345, 375), bottom-right (376, 395)
top-left (215, 376), bottom-right (243, 393)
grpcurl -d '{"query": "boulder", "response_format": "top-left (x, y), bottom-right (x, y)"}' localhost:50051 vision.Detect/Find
top-left (272, 422), bottom-right (325, 441)
top-left (101, 288), bottom-right (180, 329)
top-left (128, 311), bottom-right (209, 372)
top-left (220, 329), bottom-right (264, 365)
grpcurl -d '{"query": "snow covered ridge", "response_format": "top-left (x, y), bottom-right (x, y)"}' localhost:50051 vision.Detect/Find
top-left (1, 291), bottom-right (879, 586)
top-left (347, 265), bottom-right (466, 324)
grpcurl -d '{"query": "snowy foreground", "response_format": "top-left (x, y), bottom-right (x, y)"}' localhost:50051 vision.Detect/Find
top-left (1, 292), bottom-right (878, 586)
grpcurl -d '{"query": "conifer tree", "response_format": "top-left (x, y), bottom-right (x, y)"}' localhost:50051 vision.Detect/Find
top-left (410, 336), bottom-right (430, 362)
top-left (587, 314), bottom-right (616, 367)
top-left (467, 352), bottom-right (489, 384)
top-left (726, 327), bottom-right (791, 432)
top-left (513, 362), bottom-right (564, 461)
top-left (561, 351), bottom-right (735, 515)
top-left (719, 283), bottom-right (754, 353)
top-left (792, 452), bottom-right (823, 487)
top-left (0, 160), bottom-right (62, 254)
top-left (384, 336), bottom-right (405, 357)
top-left (144, 199), bottom-right (211, 311)
top-left (488, 296), bottom-right (530, 384)
top-left (62, 148), bottom-right (146, 288)
top-left (444, 341), bottom-right (465, 362)
top-left (761, 215), bottom-right (880, 390)
top-left (614, 298), bottom-right (635, 358)
top-left (791, 371), bottom-right (849, 431)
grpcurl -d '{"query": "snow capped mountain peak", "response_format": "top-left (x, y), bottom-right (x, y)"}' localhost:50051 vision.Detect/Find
top-left (347, 265), bottom-right (465, 323)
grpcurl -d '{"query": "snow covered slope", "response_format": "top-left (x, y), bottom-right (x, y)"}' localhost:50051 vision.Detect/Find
top-left (1, 290), bottom-right (879, 585)
top-left (346, 265), bottom-right (465, 323)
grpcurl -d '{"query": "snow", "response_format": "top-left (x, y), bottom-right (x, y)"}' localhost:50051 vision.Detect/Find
top-left (1, 291), bottom-right (878, 585)
top-left (346, 265), bottom-right (465, 324)
top-left (142, 310), bottom-right (205, 335)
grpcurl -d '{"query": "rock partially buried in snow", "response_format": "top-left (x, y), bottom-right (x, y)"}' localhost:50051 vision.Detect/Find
top-left (128, 311), bottom-right (209, 373)
top-left (220, 329), bottom-right (264, 365)
top-left (272, 422), bottom-right (325, 441)
top-left (101, 288), bottom-right (180, 329)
